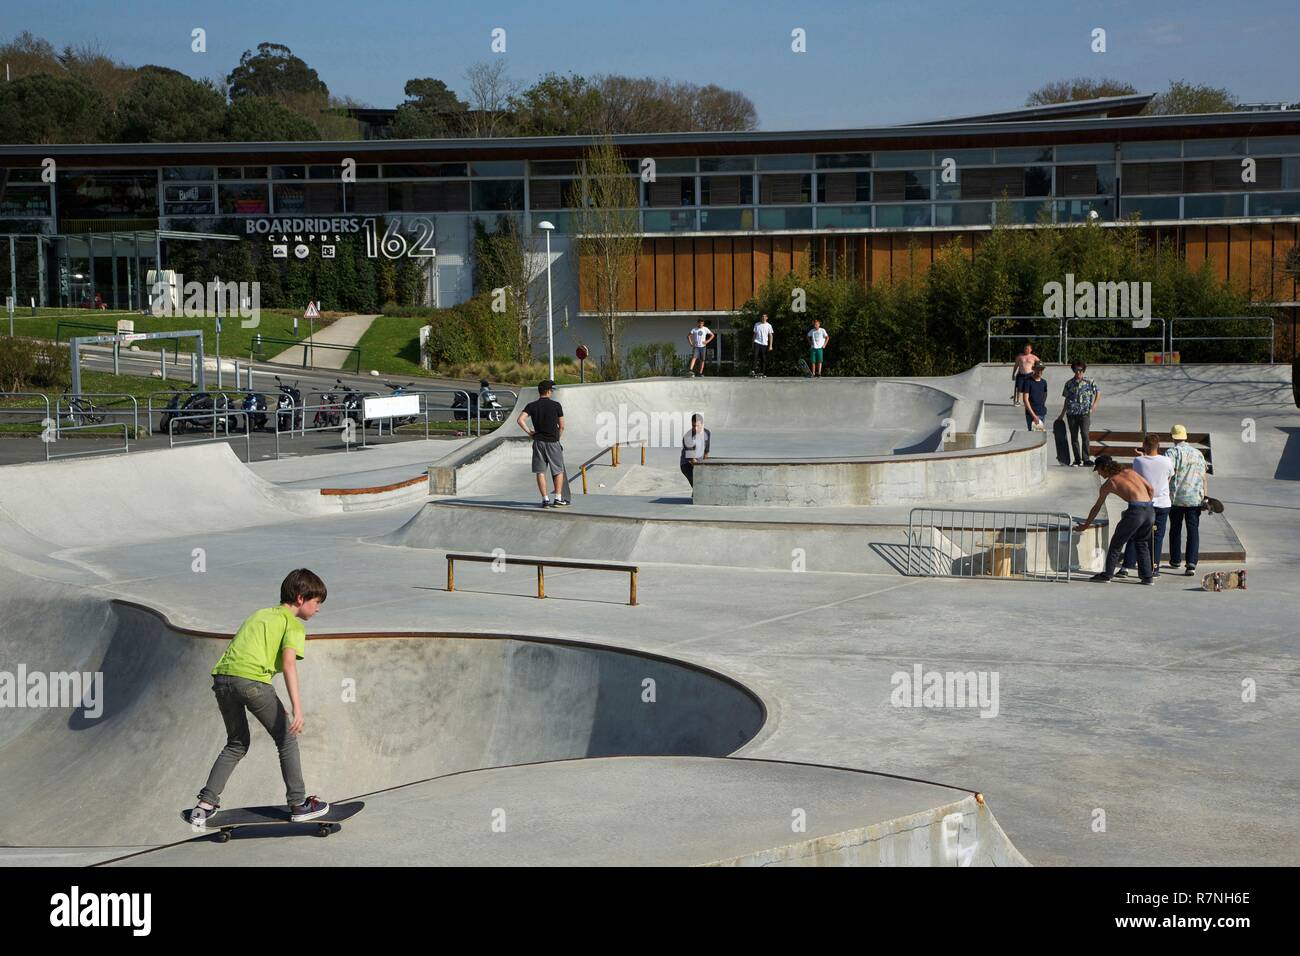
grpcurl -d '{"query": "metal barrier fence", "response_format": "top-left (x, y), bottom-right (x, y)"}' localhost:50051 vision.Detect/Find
top-left (1169, 316), bottom-right (1274, 364)
top-left (986, 317), bottom-right (1065, 364)
top-left (1064, 317), bottom-right (1166, 365)
top-left (46, 422), bottom-right (130, 461)
top-left (905, 508), bottom-right (1076, 582)
top-left (167, 408), bottom-right (253, 462)
top-left (250, 334), bottom-right (362, 373)
top-left (0, 391), bottom-right (52, 433)
top-left (56, 392), bottom-right (140, 438)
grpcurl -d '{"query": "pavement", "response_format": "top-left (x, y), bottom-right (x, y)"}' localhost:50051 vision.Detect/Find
top-left (268, 314), bottom-right (381, 369)
top-left (0, 363), bottom-right (1296, 867)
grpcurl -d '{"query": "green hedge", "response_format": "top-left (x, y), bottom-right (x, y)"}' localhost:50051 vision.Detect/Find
top-left (0, 337), bottom-right (70, 392)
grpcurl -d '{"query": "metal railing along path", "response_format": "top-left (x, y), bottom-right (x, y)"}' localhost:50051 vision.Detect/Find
top-left (1064, 318), bottom-right (1167, 366)
top-left (1169, 316), bottom-right (1275, 364)
top-left (45, 422), bottom-right (130, 461)
top-left (905, 508), bottom-right (1076, 582)
top-left (986, 316), bottom-right (1065, 365)
top-left (168, 408), bottom-right (253, 463)
top-left (56, 392), bottom-right (140, 438)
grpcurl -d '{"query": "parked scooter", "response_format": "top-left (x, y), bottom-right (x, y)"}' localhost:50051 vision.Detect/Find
top-left (273, 376), bottom-right (303, 432)
top-left (158, 387), bottom-right (230, 434)
top-left (478, 379), bottom-right (506, 423)
top-left (334, 378), bottom-right (368, 430)
top-left (239, 389), bottom-right (269, 432)
top-left (369, 381), bottom-right (418, 430)
top-left (313, 381), bottom-right (344, 428)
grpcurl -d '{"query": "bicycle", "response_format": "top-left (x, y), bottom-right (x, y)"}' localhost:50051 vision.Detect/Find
top-left (63, 396), bottom-right (106, 428)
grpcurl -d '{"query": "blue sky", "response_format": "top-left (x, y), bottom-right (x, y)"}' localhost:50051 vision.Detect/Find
top-left (9, 0), bottom-right (1297, 129)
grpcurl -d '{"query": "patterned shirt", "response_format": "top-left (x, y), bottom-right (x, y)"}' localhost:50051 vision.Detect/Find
top-left (1061, 377), bottom-right (1099, 416)
top-left (1165, 443), bottom-right (1207, 507)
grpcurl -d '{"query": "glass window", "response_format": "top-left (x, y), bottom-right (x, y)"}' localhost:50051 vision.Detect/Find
top-left (642, 209), bottom-right (698, 232)
top-left (1249, 192), bottom-right (1300, 216)
top-left (757, 207), bottom-right (812, 229)
top-left (529, 211), bottom-right (573, 233)
top-left (353, 165), bottom-right (378, 179)
top-left (940, 148), bottom-right (994, 165)
top-left (1183, 138), bottom-right (1247, 158)
top-left (903, 171), bottom-right (931, 200)
top-left (817, 171), bottom-right (870, 204)
top-left (242, 166), bottom-right (268, 180)
top-left (217, 167), bottom-right (244, 181)
top-left (642, 177), bottom-right (694, 207)
top-left (699, 157), bottom-right (754, 172)
top-left (0, 185), bottom-right (52, 217)
top-left (652, 158), bottom-right (696, 174)
top-left (309, 165), bottom-right (342, 179)
top-left (3, 168), bottom-right (44, 184)
top-left (529, 178), bottom-right (579, 209)
top-left (273, 184), bottom-right (306, 213)
top-left (529, 160), bottom-right (579, 176)
top-left (875, 204), bottom-right (932, 227)
top-left (935, 177), bottom-right (961, 202)
top-left (164, 185), bottom-right (214, 203)
top-left (469, 161), bottom-right (525, 177)
top-left (935, 203), bottom-right (992, 226)
top-left (1057, 163), bottom-right (1115, 196)
top-left (996, 147), bottom-right (1053, 164)
top-left (996, 200), bottom-right (1052, 224)
top-left (272, 166), bottom-right (305, 180)
top-left (759, 174), bottom-right (811, 204)
top-left (218, 184), bottom-right (269, 214)
top-left (385, 163), bottom-right (468, 178)
top-left (1183, 193), bottom-right (1245, 218)
top-left (875, 150), bottom-right (932, 168)
top-left (1122, 141), bottom-right (1181, 160)
top-left (1282, 158), bottom-right (1300, 190)
top-left (757, 154), bottom-right (813, 170)
top-left (700, 175), bottom-right (752, 205)
top-left (1054, 144), bottom-right (1114, 162)
top-left (162, 166), bottom-right (214, 181)
top-left (472, 179), bottom-right (525, 210)
top-left (816, 205), bottom-right (872, 228)
top-left (1248, 136), bottom-right (1300, 157)
top-left (699, 208), bottom-right (754, 230)
top-left (816, 153), bottom-right (871, 169)
top-left (56, 170), bottom-right (158, 218)
top-left (1121, 196), bottom-right (1180, 220)
top-left (1024, 166), bottom-right (1052, 197)
top-left (1055, 198), bottom-right (1113, 222)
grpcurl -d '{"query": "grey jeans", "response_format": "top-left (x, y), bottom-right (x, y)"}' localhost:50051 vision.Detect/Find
top-left (199, 674), bottom-right (305, 808)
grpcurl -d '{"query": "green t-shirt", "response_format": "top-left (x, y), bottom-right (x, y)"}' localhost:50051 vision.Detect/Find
top-left (211, 606), bottom-right (306, 684)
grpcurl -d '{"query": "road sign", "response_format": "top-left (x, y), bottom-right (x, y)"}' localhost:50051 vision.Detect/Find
top-left (304, 301), bottom-right (320, 319)
top-left (575, 344), bottom-right (589, 360)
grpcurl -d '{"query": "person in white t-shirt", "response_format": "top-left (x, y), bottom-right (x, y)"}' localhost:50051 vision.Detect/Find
top-left (806, 318), bottom-right (829, 377)
top-left (1116, 433), bottom-right (1175, 578)
top-left (685, 319), bottom-right (716, 377)
top-left (751, 313), bottom-right (774, 377)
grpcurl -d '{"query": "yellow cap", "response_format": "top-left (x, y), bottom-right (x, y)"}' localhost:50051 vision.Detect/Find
top-left (1170, 424), bottom-right (1188, 440)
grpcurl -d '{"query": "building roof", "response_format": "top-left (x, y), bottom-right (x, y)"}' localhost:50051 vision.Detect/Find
top-left (905, 93), bottom-right (1156, 125)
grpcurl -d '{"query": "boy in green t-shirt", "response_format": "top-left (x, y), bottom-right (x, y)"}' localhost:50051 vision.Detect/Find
top-left (189, 569), bottom-right (330, 826)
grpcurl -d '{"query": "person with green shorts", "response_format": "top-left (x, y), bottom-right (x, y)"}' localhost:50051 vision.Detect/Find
top-left (806, 318), bottom-right (829, 377)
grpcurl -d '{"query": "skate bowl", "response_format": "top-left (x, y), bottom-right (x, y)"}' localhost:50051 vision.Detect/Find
top-left (0, 583), bottom-right (764, 847)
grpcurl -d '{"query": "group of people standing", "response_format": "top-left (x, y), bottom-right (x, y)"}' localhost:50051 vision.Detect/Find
top-left (685, 314), bottom-right (831, 378)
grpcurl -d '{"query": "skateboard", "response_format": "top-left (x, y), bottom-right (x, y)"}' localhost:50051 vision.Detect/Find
top-left (1052, 418), bottom-right (1071, 465)
top-left (181, 800), bottom-right (364, 842)
top-left (797, 357), bottom-right (812, 377)
top-left (1202, 569), bottom-right (1246, 592)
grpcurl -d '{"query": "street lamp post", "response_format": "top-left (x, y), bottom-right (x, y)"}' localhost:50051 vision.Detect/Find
top-left (538, 220), bottom-right (555, 382)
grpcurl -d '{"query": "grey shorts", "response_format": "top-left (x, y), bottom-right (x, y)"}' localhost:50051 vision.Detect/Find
top-left (692, 346), bottom-right (707, 361)
top-left (531, 439), bottom-right (566, 476)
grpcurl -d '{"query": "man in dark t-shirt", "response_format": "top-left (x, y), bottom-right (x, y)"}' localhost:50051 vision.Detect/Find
top-left (1023, 361), bottom-right (1048, 431)
top-left (516, 379), bottom-right (569, 507)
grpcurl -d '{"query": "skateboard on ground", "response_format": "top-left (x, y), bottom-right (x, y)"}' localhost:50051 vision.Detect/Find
top-left (1052, 419), bottom-right (1071, 465)
top-left (798, 357), bottom-right (812, 377)
top-left (181, 801), bottom-right (364, 842)
top-left (1202, 570), bottom-right (1246, 592)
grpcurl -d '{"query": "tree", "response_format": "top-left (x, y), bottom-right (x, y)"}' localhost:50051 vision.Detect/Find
top-left (225, 96), bottom-right (320, 141)
top-left (0, 73), bottom-right (107, 143)
top-left (58, 40), bottom-right (135, 108)
top-left (390, 78), bottom-right (468, 138)
top-left (227, 42), bottom-right (328, 101)
top-left (473, 215), bottom-right (545, 359)
top-left (1026, 77), bottom-right (1138, 106)
top-left (1145, 80), bottom-right (1236, 115)
top-left (592, 75), bottom-right (757, 133)
top-left (510, 73), bottom-right (603, 135)
top-left (573, 138), bottom-right (642, 368)
top-left (114, 67), bottom-right (227, 143)
top-left (463, 61), bottom-right (519, 137)
top-left (0, 31), bottom-right (61, 79)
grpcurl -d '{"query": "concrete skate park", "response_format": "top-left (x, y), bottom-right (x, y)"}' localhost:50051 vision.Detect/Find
top-left (0, 362), bottom-right (1296, 867)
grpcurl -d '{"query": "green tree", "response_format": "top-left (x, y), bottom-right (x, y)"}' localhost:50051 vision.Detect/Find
top-left (1145, 80), bottom-right (1236, 115)
top-left (115, 66), bottom-right (227, 143)
top-left (0, 31), bottom-right (61, 80)
top-left (510, 72), bottom-right (603, 135)
top-left (225, 96), bottom-right (320, 141)
top-left (574, 137), bottom-right (642, 366)
top-left (1026, 77), bottom-right (1139, 106)
top-left (226, 42), bottom-right (328, 101)
top-left (390, 78), bottom-right (468, 138)
top-left (0, 73), bottom-right (107, 143)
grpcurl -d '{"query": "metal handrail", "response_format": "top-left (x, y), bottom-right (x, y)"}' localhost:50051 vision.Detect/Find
top-left (986, 316), bottom-right (1065, 364)
top-left (45, 422), bottom-right (130, 461)
top-left (1064, 318), bottom-right (1166, 365)
top-left (56, 392), bottom-right (140, 438)
top-left (1169, 316), bottom-right (1274, 364)
top-left (168, 408), bottom-right (252, 462)
top-left (905, 507), bottom-right (1079, 582)
top-left (0, 392), bottom-right (53, 435)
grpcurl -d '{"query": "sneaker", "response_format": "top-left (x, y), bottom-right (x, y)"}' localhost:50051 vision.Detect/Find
top-left (1082, 459), bottom-right (1095, 467)
top-left (1184, 566), bottom-right (1196, 577)
top-left (539, 499), bottom-right (551, 508)
top-left (290, 796), bottom-right (330, 822)
top-left (552, 498), bottom-right (571, 507)
top-left (189, 802), bottom-right (216, 828)
top-left (1139, 579), bottom-right (1154, 585)
top-left (1089, 572), bottom-right (1112, 582)
top-left (1114, 568), bottom-right (1130, 578)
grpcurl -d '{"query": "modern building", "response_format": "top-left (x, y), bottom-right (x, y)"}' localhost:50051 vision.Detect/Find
top-left (3, 95), bottom-right (1299, 361)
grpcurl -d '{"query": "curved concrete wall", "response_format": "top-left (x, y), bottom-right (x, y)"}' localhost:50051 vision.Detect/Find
top-left (692, 430), bottom-right (1049, 507)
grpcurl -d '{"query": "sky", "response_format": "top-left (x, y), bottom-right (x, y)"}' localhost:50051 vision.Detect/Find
top-left (6, 0), bottom-right (1298, 130)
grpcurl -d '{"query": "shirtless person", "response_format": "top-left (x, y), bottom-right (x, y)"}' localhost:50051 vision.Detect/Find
top-left (1075, 455), bottom-right (1156, 584)
top-left (1011, 343), bottom-right (1037, 407)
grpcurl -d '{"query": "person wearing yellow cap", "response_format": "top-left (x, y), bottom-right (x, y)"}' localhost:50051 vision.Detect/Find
top-left (1165, 424), bottom-right (1208, 576)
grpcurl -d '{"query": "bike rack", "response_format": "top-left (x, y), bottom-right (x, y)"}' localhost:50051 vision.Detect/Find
top-left (168, 408), bottom-right (253, 463)
top-left (56, 392), bottom-right (139, 439)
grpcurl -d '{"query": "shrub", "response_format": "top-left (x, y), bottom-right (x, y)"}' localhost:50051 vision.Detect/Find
top-left (0, 338), bottom-right (70, 392)
top-left (625, 342), bottom-right (686, 377)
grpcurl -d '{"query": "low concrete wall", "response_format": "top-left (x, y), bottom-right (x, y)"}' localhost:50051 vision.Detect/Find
top-left (429, 435), bottom-right (532, 494)
top-left (692, 430), bottom-right (1048, 507)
